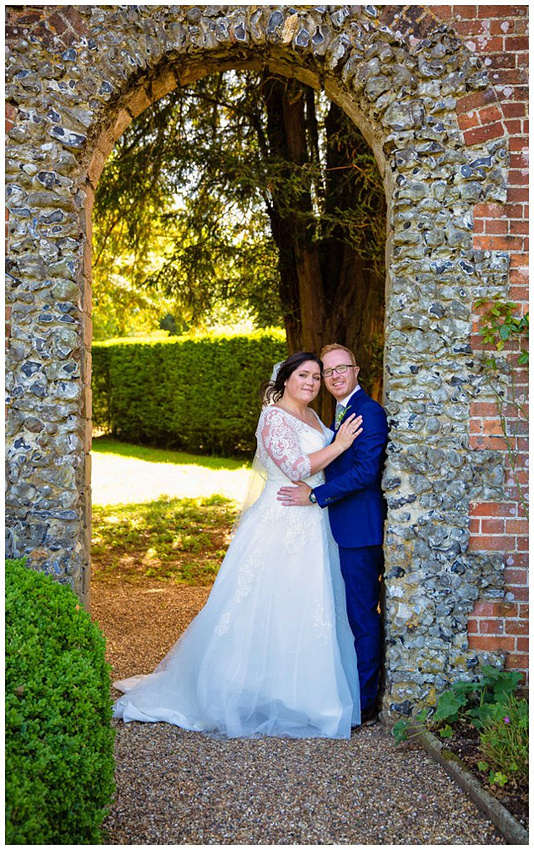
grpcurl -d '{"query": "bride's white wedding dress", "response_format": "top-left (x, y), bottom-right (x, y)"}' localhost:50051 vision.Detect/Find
top-left (113, 406), bottom-right (360, 738)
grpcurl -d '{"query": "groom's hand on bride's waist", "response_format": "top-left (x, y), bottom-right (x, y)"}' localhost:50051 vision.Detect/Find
top-left (277, 481), bottom-right (312, 506)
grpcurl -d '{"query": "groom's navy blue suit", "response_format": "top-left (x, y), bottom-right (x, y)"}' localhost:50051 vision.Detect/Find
top-left (312, 386), bottom-right (388, 712)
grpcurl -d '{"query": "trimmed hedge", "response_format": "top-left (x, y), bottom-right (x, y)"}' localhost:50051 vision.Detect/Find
top-left (92, 330), bottom-right (287, 455)
top-left (5, 560), bottom-right (116, 845)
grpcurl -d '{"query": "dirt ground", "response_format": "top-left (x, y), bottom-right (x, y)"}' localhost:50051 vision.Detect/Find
top-left (91, 581), bottom-right (212, 683)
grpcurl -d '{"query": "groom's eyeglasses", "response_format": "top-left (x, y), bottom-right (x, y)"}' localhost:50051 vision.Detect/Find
top-left (323, 365), bottom-right (357, 378)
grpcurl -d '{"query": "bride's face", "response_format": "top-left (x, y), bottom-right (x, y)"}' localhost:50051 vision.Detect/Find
top-left (283, 360), bottom-right (322, 405)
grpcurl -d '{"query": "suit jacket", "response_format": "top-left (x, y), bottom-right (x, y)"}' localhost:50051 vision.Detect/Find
top-left (313, 387), bottom-right (388, 549)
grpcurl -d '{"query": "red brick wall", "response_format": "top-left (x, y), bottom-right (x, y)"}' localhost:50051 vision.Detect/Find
top-left (434, 5), bottom-right (529, 679)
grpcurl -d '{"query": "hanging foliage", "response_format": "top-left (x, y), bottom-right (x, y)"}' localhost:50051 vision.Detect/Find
top-left (93, 70), bottom-right (387, 400)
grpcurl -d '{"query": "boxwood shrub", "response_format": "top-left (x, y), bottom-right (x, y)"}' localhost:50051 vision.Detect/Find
top-left (5, 559), bottom-right (116, 845)
top-left (92, 330), bottom-right (287, 455)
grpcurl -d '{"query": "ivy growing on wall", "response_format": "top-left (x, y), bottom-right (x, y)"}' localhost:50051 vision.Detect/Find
top-left (475, 299), bottom-right (529, 517)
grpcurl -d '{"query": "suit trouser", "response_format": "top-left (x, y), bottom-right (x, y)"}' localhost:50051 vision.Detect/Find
top-left (338, 544), bottom-right (383, 712)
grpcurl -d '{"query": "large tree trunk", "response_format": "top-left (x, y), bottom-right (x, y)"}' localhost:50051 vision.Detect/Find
top-left (262, 75), bottom-right (325, 355)
top-left (262, 77), bottom-right (385, 416)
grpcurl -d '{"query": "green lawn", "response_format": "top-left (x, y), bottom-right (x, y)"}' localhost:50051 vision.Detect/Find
top-left (92, 495), bottom-right (238, 586)
top-left (92, 436), bottom-right (248, 470)
top-left (91, 439), bottom-right (246, 585)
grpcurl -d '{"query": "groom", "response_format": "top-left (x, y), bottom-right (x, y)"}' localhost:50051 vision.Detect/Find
top-left (278, 344), bottom-right (388, 726)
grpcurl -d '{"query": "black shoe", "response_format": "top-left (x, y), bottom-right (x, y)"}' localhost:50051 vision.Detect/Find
top-left (360, 706), bottom-right (379, 727)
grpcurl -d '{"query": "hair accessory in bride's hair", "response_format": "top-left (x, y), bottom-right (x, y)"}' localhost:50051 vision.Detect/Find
top-left (263, 360), bottom-right (285, 405)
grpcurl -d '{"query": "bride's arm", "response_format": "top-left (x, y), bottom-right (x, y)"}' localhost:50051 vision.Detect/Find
top-left (306, 414), bottom-right (362, 474)
top-left (260, 408), bottom-right (362, 480)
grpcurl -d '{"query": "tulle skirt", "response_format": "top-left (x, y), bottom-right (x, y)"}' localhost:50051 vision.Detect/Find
top-left (113, 482), bottom-right (360, 738)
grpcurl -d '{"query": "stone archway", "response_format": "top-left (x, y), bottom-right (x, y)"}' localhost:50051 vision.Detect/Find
top-left (5, 5), bottom-right (510, 716)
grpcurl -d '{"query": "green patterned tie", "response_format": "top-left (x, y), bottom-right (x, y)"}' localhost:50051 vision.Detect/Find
top-left (335, 403), bottom-right (345, 430)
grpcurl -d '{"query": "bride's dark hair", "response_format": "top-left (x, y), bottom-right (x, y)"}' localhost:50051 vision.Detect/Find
top-left (262, 351), bottom-right (323, 405)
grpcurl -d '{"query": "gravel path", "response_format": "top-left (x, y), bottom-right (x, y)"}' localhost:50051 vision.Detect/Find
top-left (92, 582), bottom-right (505, 845)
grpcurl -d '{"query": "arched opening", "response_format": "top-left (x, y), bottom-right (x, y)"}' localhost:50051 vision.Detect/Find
top-left (6, 5), bottom-right (513, 720)
top-left (87, 61), bottom-right (389, 686)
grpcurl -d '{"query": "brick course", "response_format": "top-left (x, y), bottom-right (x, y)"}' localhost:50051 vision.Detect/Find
top-left (433, 5), bottom-right (529, 683)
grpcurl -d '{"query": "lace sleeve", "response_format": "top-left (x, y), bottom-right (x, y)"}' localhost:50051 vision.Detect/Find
top-left (259, 408), bottom-right (311, 481)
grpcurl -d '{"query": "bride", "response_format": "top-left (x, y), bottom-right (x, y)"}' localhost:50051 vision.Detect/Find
top-left (113, 352), bottom-right (363, 738)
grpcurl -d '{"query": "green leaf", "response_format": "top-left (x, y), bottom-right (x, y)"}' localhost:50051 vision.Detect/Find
top-left (489, 770), bottom-right (508, 788)
top-left (467, 704), bottom-right (496, 730)
top-left (433, 689), bottom-right (465, 724)
top-left (415, 707), bottom-right (429, 725)
top-left (392, 719), bottom-right (409, 744)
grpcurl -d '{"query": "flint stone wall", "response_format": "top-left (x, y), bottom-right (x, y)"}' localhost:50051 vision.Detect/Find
top-left (5, 5), bottom-right (522, 716)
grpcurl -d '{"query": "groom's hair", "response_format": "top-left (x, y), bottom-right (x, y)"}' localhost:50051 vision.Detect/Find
top-left (320, 343), bottom-right (357, 365)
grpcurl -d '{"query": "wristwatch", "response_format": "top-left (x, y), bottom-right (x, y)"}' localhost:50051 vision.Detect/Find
top-left (309, 490), bottom-right (317, 504)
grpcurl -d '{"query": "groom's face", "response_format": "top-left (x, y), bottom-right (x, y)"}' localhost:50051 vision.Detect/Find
top-left (322, 349), bottom-right (360, 401)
